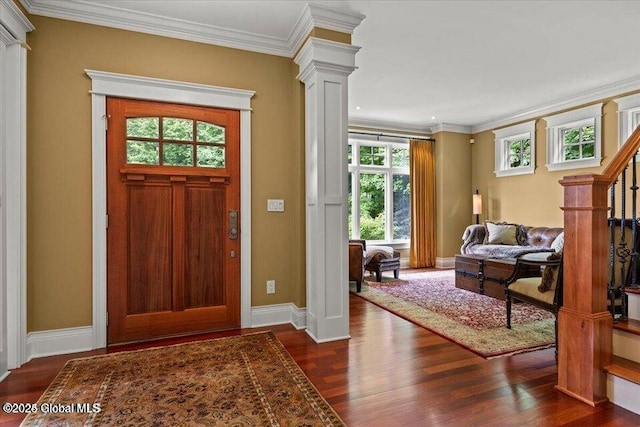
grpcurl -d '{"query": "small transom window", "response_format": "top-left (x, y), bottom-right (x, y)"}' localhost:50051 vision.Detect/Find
top-left (561, 124), bottom-right (595, 161)
top-left (544, 103), bottom-right (602, 171)
top-left (493, 121), bottom-right (536, 177)
top-left (126, 117), bottom-right (226, 168)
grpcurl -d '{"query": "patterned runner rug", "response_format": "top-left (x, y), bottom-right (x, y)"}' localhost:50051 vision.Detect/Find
top-left (352, 270), bottom-right (555, 358)
top-left (21, 331), bottom-right (344, 426)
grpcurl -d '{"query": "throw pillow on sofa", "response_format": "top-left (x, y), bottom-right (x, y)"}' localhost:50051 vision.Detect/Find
top-left (484, 221), bottom-right (518, 245)
top-left (551, 231), bottom-right (564, 252)
top-left (538, 251), bottom-right (562, 292)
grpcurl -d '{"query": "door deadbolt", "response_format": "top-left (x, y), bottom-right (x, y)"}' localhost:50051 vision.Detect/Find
top-left (229, 210), bottom-right (239, 240)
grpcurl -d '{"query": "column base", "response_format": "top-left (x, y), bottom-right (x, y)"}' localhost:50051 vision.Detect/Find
top-left (556, 307), bottom-right (612, 406)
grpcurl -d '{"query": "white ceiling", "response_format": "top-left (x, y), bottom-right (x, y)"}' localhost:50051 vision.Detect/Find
top-left (21, 0), bottom-right (640, 133)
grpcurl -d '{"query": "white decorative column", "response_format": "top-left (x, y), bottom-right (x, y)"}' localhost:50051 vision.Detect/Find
top-left (0, 0), bottom-right (34, 372)
top-left (295, 38), bottom-right (360, 342)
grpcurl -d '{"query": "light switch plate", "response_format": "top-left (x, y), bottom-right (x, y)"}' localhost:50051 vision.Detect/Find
top-left (267, 199), bottom-right (285, 212)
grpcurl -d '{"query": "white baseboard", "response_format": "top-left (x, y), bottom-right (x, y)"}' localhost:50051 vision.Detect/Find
top-left (22, 305), bottom-right (307, 362)
top-left (435, 257), bottom-right (455, 269)
top-left (251, 303), bottom-right (307, 330)
top-left (607, 374), bottom-right (640, 415)
top-left (0, 370), bottom-right (9, 382)
top-left (26, 326), bottom-right (93, 362)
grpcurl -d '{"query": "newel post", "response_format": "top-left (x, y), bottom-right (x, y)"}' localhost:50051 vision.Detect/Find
top-left (557, 174), bottom-right (612, 406)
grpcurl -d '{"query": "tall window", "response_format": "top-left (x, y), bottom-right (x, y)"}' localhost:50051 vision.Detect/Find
top-left (348, 135), bottom-right (410, 243)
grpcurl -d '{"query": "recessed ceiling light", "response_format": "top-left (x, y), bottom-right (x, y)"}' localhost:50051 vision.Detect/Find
top-left (431, 116), bottom-right (436, 120)
top-left (356, 106), bottom-right (361, 110)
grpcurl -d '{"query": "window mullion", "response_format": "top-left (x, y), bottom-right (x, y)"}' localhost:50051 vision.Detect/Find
top-left (352, 171), bottom-right (361, 240)
top-left (385, 171), bottom-right (392, 242)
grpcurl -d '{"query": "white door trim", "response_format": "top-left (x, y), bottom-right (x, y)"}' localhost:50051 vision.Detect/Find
top-left (86, 70), bottom-right (254, 348)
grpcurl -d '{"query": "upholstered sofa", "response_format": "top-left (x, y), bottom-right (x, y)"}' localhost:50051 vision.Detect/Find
top-left (461, 221), bottom-right (564, 259)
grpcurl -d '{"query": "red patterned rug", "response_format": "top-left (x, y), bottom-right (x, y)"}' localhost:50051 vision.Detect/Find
top-left (352, 270), bottom-right (555, 358)
top-left (21, 332), bottom-right (344, 426)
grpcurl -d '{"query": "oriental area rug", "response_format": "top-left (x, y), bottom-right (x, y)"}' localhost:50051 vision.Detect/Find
top-left (21, 332), bottom-right (344, 426)
top-left (351, 270), bottom-right (555, 358)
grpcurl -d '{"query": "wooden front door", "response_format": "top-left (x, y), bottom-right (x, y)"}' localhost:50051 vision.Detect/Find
top-left (106, 98), bottom-right (240, 344)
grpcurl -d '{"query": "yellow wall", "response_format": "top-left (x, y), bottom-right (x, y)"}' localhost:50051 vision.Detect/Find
top-left (309, 28), bottom-right (351, 45)
top-left (434, 131), bottom-right (472, 258)
top-left (26, 16), bottom-right (311, 331)
top-left (471, 98), bottom-right (623, 228)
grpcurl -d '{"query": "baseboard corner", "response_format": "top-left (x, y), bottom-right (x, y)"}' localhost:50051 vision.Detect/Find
top-left (26, 326), bottom-right (94, 361)
top-left (251, 303), bottom-right (307, 330)
top-left (435, 257), bottom-right (455, 269)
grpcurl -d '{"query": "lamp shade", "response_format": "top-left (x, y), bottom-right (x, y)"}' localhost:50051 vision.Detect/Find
top-left (472, 193), bottom-right (482, 215)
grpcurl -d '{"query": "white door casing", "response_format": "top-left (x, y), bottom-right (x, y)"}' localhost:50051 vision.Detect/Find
top-left (0, 0), bottom-right (33, 372)
top-left (86, 70), bottom-right (254, 348)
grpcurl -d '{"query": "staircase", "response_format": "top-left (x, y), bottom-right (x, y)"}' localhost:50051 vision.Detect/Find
top-left (557, 126), bottom-right (640, 409)
top-left (605, 288), bottom-right (640, 414)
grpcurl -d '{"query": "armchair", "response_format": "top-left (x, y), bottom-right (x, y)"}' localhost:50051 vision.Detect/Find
top-left (505, 252), bottom-right (564, 349)
top-left (349, 239), bottom-right (366, 292)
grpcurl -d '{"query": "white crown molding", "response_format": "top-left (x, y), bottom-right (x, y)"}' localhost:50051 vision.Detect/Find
top-left (472, 75), bottom-right (640, 134)
top-left (349, 117), bottom-right (434, 135)
top-left (294, 37), bottom-right (360, 83)
top-left (1, 0), bottom-right (34, 42)
top-left (307, 2), bottom-right (366, 34)
top-left (21, 0), bottom-right (293, 56)
top-left (20, 0), bottom-right (363, 58)
top-left (431, 122), bottom-right (472, 134)
top-left (289, 3), bottom-right (365, 57)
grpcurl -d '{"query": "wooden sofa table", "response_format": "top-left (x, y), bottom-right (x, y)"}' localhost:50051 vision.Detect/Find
top-left (454, 254), bottom-right (540, 300)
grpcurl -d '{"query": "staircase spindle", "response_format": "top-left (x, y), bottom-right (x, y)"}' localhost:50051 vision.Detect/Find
top-left (609, 182), bottom-right (617, 318)
top-left (618, 168), bottom-right (629, 310)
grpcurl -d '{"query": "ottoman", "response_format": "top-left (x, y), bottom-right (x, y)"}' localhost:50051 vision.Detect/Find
top-left (365, 246), bottom-right (401, 282)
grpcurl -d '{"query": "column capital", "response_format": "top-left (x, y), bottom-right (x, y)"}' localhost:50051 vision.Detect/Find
top-left (0, 0), bottom-right (34, 44)
top-left (294, 37), bottom-right (360, 84)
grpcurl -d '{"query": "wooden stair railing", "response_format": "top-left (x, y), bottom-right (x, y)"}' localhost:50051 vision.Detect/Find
top-left (557, 125), bottom-right (640, 406)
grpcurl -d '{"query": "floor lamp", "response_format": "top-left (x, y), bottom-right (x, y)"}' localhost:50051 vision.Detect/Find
top-left (473, 190), bottom-right (482, 224)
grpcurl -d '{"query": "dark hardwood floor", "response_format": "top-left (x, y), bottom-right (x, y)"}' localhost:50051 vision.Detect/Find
top-left (2, 291), bottom-right (640, 426)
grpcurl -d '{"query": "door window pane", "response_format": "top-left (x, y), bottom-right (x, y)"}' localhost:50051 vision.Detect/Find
top-left (197, 121), bottom-right (225, 143)
top-left (196, 145), bottom-right (225, 168)
top-left (163, 143), bottom-right (193, 166)
top-left (127, 141), bottom-right (159, 165)
top-left (359, 173), bottom-right (385, 240)
top-left (163, 118), bottom-right (193, 141)
top-left (393, 174), bottom-right (410, 240)
top-left (127, 117), bottom-right (159, 139)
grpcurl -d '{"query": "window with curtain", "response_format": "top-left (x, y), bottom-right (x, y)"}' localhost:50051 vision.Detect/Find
top-left (347, 135), bottom-right (410, 243)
